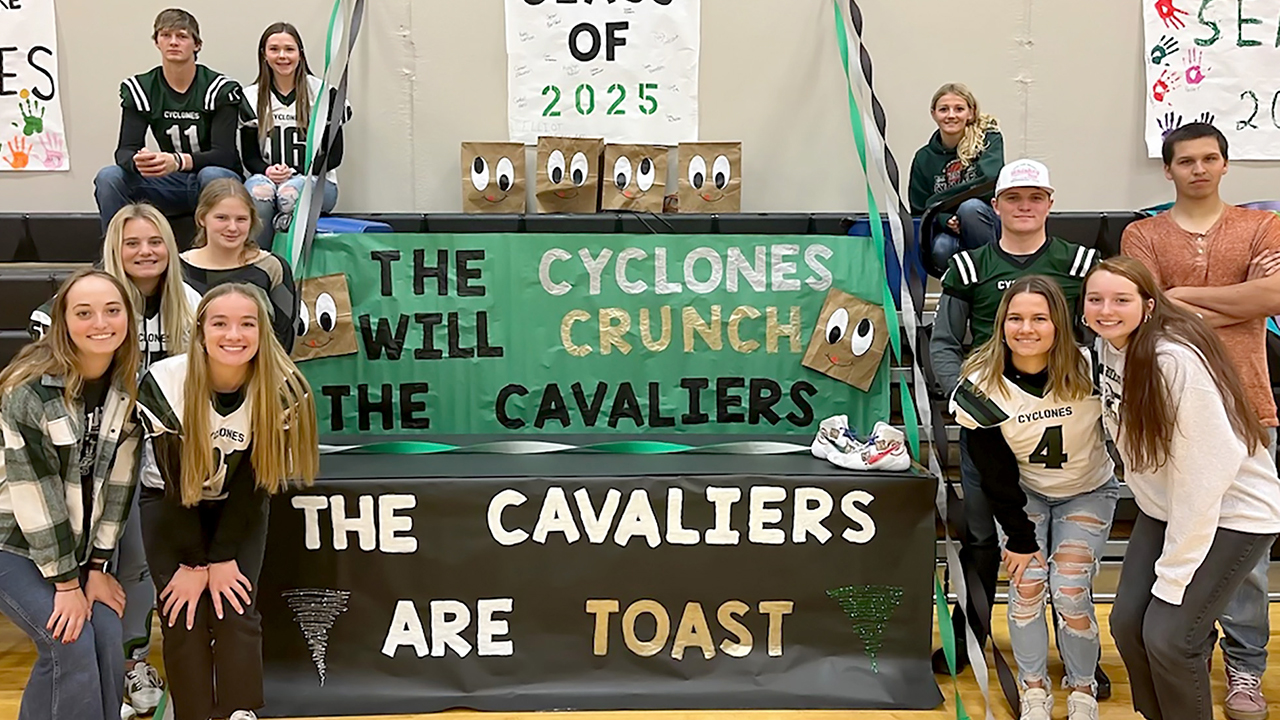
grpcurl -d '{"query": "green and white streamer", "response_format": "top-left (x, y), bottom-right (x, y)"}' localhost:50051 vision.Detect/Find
top-left (319, 440), bottom-right (812, 456)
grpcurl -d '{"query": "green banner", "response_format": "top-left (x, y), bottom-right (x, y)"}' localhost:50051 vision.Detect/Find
top-left (297, 233), bottom-right (891, 437)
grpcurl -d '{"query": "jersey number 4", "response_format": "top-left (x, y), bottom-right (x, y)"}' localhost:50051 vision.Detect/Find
top-left (1029, 425), bottom-right (1069, 469)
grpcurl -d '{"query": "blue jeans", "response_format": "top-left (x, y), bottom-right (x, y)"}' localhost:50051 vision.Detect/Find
top-left (0, 550), bottom-right (124, 720)
top-left (94, 164), bottom-right (242, 234)
top-left (1216, 428), bottom-right (1277, 676)
top-left (931, 197), bottom-right (1001, 272)
top-left (1001, 478), bottom-right (1120, 691)
top-left (244, 174), bottom-right (338, 251)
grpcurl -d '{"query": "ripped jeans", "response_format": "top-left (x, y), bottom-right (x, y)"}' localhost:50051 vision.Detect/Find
top-left (1001, 477), bottom-right (1119, 691)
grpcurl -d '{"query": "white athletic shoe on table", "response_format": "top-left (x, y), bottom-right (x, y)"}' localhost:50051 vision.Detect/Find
top-left (124, 661), bottom-right (164, 715)
top-left (1018, 686), bottom-right (1053, 720)
top-left (1066, 690), bottom-right (1099, 720)
top-left (120, 702), bottom-right (137, 720)
top-left (810, 414), bottom-right (856, 460)
top-left (229, 711), bottom-right (259, 720)
top-left (826, 421), bottom-right (912, 472)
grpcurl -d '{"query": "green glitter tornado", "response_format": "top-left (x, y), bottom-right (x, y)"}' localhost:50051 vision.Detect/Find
top-left (826, 584), bottom-right (904, 672)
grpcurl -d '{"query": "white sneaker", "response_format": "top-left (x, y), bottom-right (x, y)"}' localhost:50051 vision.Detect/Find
top-left (120, 702), bottom-right (137, 720)
top-left (827, 422), bottom-right (912, 472)
top-left (124, 661), bottom-right (164, 714)
top-left (810, 414), bottom-right (854, 460)
top-left (229, 712), bottom-right (258, 720)
top-left (1066, 690), bottom-right (1099, 720)
top-left (1018, 686), bottom-right (1053, 720)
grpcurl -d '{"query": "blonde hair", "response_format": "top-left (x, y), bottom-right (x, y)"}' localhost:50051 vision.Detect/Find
top-left (0, 269), bottom-right (140, 404)
top-left (179, 283), bottom-right (317, 506)
top-left (102, 204), bottom-right (195, 360)
top-left (960, 275), bottom-right (1093, 403)
top-left (192, 179), bottom-right (263, 264)
top-left (931, 83), bottom-right (1000, 168)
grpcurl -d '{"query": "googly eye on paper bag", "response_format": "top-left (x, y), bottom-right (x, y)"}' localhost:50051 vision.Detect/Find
top-left (292, 274), bottom-right (358, 362)
top-left (801, 289), bottom-right (889, 392)
top-left (601, 144), bottom-right (667, 213)
top-left (461, 142), bottom-right (527, 214)
top-left (536, 136), bottom-right (603, 213)
top-left (677, 142), bottom-right (741, 213)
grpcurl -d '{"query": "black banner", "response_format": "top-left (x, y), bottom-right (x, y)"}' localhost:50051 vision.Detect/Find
top-left (258, 453), bottom-right (942, 715)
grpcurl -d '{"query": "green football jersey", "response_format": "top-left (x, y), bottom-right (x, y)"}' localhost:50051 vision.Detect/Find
top-left (119, 65), bottom-right (242, 155)
top-left (941, 237), bottom-right (1097, 347)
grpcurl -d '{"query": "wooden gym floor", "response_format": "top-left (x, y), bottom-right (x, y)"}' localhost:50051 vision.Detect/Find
top-left (3, 603), bottom-right (1279, 719)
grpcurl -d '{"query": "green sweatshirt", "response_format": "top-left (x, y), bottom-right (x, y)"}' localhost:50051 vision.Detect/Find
top-left (908, 129), bottom-right (1004, 225)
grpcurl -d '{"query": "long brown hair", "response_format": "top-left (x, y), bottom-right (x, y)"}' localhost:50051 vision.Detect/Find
top-left (931, 82), bottom-right (1000, 168)
top-left (254, 23), bottom-right (313, 150)
top-left (961, 275), bottom-right (1093, 402)
top-left (0, 269), bottom-right (140, 404)
top-left (1084, 257), bottom-right (1267, 471)
top-left (101, 203), bottom-right (195, 359)
top-left (192, 178), bottom-right (262, 263)
top-left (179, 283), bottom-right (318, 506)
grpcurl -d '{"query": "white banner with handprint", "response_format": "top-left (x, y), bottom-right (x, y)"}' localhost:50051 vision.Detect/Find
top-left (0, 0), bottom-right (67, 171)
top-left (505, 0), bottom-right (700, 145)
top-left (1144, 0), bottom-right (1280, 160)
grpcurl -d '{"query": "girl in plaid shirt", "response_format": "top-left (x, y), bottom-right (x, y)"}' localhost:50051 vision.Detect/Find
top-left (0, 269), bottom-right (142, 720)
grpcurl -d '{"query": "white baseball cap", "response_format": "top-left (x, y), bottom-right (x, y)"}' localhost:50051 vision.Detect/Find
top-left (995, 159), bottom-right (1054, 196)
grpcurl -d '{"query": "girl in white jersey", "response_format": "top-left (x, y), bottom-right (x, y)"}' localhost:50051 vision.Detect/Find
top-left (136, 283), bottom-right (319, 720)
top-left (950, 275), bottom-right (1116, 720)
top-left (240, 22), bottom-right (351, 249)
top-left (1083, 256), bottom-right (1280, 720)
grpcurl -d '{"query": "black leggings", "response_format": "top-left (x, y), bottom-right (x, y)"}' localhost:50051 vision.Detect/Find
top-left (138, 489), bottom-right (269, 720)
top-left (1111, 511), bottom-right (1274, 720)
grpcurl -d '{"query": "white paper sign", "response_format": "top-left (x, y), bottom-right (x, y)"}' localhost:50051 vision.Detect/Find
top-left (505, 0), bottom-right (700, 145)
top-left (1143, 0), bottom-right (1280, 160)
top-left (0, 0), bottom-right (69, 171)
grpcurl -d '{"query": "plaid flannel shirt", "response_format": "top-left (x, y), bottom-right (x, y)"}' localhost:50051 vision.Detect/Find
top-left (0, 374), bottom-right (141, 582)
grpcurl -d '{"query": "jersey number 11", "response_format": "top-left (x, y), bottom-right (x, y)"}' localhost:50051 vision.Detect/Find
top-left (165, 125), bottom-right (202, 154)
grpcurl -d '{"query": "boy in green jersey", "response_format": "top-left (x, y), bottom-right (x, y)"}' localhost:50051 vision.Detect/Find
top-left (929, 160), bottom-right (1105, 694)
top-left (93, 9), bottom-right (243, 235)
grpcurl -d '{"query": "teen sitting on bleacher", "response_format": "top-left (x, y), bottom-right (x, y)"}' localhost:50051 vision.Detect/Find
top-left (180, 180), bottom-right (298, 352)
top-left (929, 160), bottom-right (1108, 696)
top-left (28, 204), bottom-right (201, 720)
top-left (909, 83), bottom-right (1004, 273)
top-left (240, 22), bottom-right (352, 251)
top-left (93, 9), bottom-right (243, 236)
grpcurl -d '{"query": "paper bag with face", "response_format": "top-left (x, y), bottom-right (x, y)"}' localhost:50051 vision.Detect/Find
top-left (292, 274), bottom-right (358, 362)
top-left (801, 289), bottom-right (888, 392)
top-left (462, 142), bottom-right (526, 213)
top-left (677, 142), bottom-right (742, 213)
top-left (601, 144), bottom-right (667, 212)
top-left (536, 136), bottom-right (603, 213)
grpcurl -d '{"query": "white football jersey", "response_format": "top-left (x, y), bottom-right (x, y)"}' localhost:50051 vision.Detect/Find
top-left (136, 355), bottom-right (254, 498)
top-left (950, 371), bottom-right (1114, 498)
top-left (241, 75), bottom-right (351, 185)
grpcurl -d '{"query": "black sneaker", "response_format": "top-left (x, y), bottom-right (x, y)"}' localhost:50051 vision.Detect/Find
top-left (932, 646), bottom-right (970, 675)
top-left (1095, 664), bottom-right (1112, 701)
top-left (273, 211), bottom-right (293, 234)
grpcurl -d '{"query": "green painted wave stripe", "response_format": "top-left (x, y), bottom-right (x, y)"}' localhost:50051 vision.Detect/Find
top-left (319, 440), bottom-right (812, 455)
